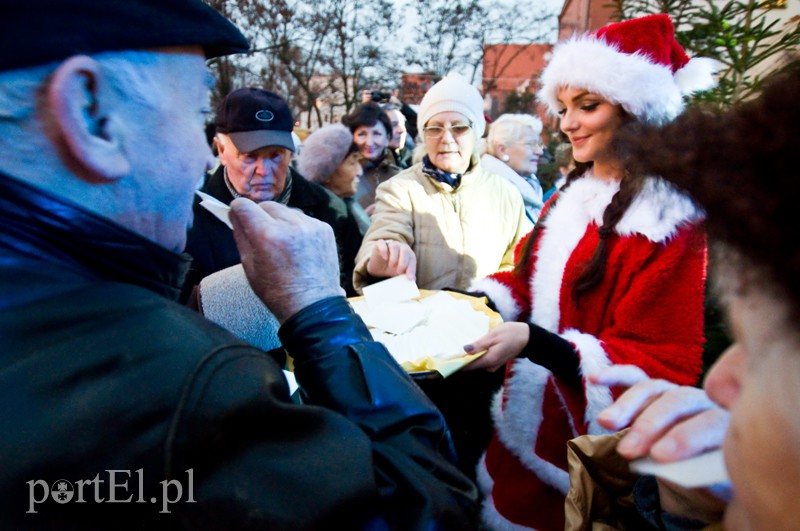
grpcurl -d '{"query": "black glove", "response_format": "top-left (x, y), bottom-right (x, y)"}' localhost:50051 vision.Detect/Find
top-left (522, 323), bottom-right (581, 386)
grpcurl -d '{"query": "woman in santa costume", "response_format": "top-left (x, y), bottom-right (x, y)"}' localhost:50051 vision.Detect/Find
top-left (464, 14), bottom-right (719, 531)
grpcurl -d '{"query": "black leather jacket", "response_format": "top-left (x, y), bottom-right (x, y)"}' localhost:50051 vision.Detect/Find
top-left (185, 165), bottom-right (362, 297)
top-left (0, 172), bottom-right (477, 529)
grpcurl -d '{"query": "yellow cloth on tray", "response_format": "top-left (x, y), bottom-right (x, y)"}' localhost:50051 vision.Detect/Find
top-left (348, 289), bottom-right (503, 378)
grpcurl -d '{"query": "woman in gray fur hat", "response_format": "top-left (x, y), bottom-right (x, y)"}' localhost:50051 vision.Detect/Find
top-left (296, 125), bottom-right (370, 296)
top-left (297, 124), bottom-right (371, 234)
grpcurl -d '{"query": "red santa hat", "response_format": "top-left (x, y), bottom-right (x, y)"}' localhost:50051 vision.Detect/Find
top-left (538, 14), bottom-right (718, 125)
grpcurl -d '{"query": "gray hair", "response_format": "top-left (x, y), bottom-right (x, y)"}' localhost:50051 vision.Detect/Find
top-left (0, 50), bottom-right (198, 169)
top-left (485, 113), bottom-right (543, 156)
top-left (0, 50), bottom-right (191, 126)
top-left (0, 62), bottom-right (54, 126)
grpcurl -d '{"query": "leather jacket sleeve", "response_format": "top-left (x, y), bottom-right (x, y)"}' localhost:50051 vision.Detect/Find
top-left (280, 296), bottom-right (479, 528)
top-left (171, 296), bottom-right (478, 530)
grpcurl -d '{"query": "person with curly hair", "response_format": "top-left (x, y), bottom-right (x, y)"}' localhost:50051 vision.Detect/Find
top-left (572, 57), bottom-right (800, 530)
top-left (463, 14), bottom-right (719, 530)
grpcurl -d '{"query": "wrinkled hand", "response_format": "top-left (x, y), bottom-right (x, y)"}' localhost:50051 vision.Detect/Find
top-left (590, 365), bottom-right (729, 461)
top-left (590, 365), bottom-right (730, 523)
top-left (230, 198), bottom-right (344, 323)
top-left (366, 239), bottom-right (416, 281)
top-left (462, 322), bottom-right (529, 372)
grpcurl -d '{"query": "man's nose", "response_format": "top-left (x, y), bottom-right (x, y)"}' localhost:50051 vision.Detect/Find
top-left (255, 156), bottom-right (273, 177)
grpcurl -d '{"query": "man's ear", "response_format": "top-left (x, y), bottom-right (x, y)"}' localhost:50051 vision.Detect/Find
top-left (214, 135), bottom-right (225, 158)
top-left (46, 56), bottom-right (130, 182)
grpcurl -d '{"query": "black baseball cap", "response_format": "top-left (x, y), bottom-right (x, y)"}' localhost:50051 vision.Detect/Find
top-left (1, 0), bottom-right (249, 73)
top-left (214, 88), bottom-right (296, 153)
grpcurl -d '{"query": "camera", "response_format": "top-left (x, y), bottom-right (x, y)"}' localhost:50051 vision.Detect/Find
top-left (370, 90), bottom-right (392, 103)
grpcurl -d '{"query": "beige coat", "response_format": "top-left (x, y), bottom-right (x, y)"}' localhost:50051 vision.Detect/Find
top-left (353, 161), bottom-right (532, 293)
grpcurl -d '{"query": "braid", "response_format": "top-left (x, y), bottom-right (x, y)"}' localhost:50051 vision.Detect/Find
top-left (515, 162), bottom-right (592, 274)
top-left (573, 171), bottom-right (644, 298)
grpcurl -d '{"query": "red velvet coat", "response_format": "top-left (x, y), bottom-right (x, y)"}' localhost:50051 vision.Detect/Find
top-left (471, 174), bottom-right (706, 530)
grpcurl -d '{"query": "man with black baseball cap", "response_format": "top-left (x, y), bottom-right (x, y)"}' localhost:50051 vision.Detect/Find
top-left (0, 1), bottom-right (476, 527)
top-left (186, 87), bottom-right (363, 296)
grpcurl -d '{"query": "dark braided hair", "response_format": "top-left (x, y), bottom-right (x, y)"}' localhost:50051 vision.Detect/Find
top-left (572, 169), bottom-right (644, 297)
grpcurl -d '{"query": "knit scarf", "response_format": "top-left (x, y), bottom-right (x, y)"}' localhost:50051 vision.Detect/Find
top-left (421, 155), bottom-right (470, 189)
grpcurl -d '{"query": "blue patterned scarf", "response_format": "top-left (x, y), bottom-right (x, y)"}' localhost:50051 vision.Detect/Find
top-left (421, 155), bottom-right (471, 189)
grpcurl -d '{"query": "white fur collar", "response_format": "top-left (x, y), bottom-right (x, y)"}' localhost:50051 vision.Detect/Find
top-left (530, 173), bottom-right (701, 332)
top-left (555, 174), bottom-right (702, 243)
top-left (617, 176), bottom-right (703, 242)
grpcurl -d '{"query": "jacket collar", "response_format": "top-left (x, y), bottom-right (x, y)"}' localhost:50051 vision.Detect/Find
top-left (0, 172), bottom-right (190, 301)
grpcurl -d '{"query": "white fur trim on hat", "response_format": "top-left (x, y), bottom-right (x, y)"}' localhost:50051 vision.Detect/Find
top-left (538, 36), bottom-right (684, 125)
top-left (296, 124), bottom-right (354, 183)
top-left (417, 73), bottom-right (486, 137)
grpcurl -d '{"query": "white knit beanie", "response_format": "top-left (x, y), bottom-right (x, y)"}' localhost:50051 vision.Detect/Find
top-left (296, 124), bottom-right (354, 183)
top-left (417, 74), bottom-right (486, 137)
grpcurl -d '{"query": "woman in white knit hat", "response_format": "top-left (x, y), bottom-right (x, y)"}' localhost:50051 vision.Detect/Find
top-left (462, 14), bottom-right (718, 530)
top-left (352, 74), bottom-right (532, 293)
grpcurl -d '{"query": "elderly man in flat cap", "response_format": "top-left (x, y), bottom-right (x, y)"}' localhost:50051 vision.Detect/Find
top-left (186, 87), bottom-right (362, 296)
top-left (0, 1), bottom-right (477, 528)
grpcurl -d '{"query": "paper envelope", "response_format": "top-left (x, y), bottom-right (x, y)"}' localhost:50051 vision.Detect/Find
top-left (196, 190), bottom-right (233, 229)
top-left (349, 288), bottom-right (503, 378)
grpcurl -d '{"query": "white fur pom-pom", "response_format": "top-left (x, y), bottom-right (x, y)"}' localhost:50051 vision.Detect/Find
top-left (675, 57), bottom-right (721, 95)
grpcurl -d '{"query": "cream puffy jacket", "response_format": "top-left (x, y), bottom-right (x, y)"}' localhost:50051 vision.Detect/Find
top-left (353, 161), bottom-right (532, 293)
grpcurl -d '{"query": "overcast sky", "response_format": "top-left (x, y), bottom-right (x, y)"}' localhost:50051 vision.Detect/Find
top-left (389, 0), bottom-right (563, 78)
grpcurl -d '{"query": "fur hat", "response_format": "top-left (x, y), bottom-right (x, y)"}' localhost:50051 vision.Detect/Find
top-left (296, 124), bottom-right (354, 183)
top-left (418, 74), bottom-right (486, 137)
top-left (538, 14), bottom-right (718, 125)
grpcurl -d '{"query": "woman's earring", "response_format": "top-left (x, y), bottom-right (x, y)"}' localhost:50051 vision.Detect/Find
top-left (501, 154), bottom-right (510, 162)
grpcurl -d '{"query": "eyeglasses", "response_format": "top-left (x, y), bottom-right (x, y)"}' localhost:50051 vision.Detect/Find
top-left (422, 122), bottom-right (473, 139)
top-left (513, 141), bottom-right (544, 151)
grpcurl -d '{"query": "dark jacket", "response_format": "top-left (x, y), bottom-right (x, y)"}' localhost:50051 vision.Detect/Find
top-left (0, 172), bottom-right (478, 529)
top-left (185, 165), bottom-right (362, 296)
top-left (355, 154), bottom-right (401, 211)
top-left (389, 146), bottom-right (413, 170)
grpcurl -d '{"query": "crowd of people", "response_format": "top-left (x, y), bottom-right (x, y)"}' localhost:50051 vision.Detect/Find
top-left (2, 0), bottom-right (798, 529)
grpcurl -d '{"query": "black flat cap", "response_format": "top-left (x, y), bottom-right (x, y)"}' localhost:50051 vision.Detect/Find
top-left (215, 88), bottom-right (296, 153)
top-left (1, 0), bottom-right (249, 72)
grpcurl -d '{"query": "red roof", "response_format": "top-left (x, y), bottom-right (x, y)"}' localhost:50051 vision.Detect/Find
top-left (482, 43), bottom-right (553, 94)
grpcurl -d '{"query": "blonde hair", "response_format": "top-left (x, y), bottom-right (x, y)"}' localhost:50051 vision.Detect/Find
top-left (485, 113), bottom-right (542, 156)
